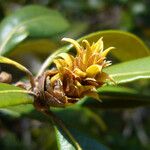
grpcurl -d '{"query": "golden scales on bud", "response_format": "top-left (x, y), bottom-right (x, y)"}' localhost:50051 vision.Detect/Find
top-left (34, 37), bottom-right (114, 110)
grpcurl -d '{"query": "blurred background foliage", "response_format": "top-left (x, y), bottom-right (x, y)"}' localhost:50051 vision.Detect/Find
top-left (0, 0), bottom-right (150, 150)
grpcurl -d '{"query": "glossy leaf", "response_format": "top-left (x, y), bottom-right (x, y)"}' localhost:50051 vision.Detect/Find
top-left (105, 56), bottom-right (150, 84)
top-left (0, 5), bottom-right (69, 55)
top-left (0, 83), bottom-right (34, 108)
top-left (39, 30), bottom-right (150, 76)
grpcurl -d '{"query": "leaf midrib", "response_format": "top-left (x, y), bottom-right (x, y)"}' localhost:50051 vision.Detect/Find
top-left (0, 89), bottom-right (30, 94)
top-left (110, 70), bottom-right (150, 77)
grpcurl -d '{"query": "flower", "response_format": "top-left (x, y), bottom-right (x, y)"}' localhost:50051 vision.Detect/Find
top-left (35, 37), bottom-right (114, 108)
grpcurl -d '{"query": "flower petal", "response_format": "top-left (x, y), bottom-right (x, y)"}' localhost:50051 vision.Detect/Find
top-left (91, 37), bottom-right (103, 53)
top-left (53, 59), bottom-right (66, 70)
top-left (74, 68), bottom-right (87, 77)
top-left (62, 37), bottom-right (82, 55)
top-left (86, 64), bottom-right (102, 77)
top-left (101, 47), bottom-right (114, 57)
top-left (57, 53), bottom-right (74, 68)
top-left (84, 91), bottom-right (101, 101)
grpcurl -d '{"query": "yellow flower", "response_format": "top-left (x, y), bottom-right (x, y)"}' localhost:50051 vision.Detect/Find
top-left (35, 37), bottom-right (114, 108)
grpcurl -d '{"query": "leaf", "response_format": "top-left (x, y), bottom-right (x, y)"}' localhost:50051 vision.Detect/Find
top-left (0, 83), bottom-right (34, 108)
top-left (38, 30), bottom-right (150, 76)
top-left (55, 126), bottom-right (109, 150)
top-left (78, 30), bottom-right (150, 61)
top-left (0, 56), bottom-right (32, 76)
top-left (82, 86), bottom-right (150, 109)
top-left (54, 121), bottom-right (81, 150)
top-left (55, 126), bottom-right (76, 150)
top-left (10, 39), bottom-right (59, 57)
top-left (0, 5), bottom-right (69, 56)
top-left (104, 56), bottom-right (150, 84)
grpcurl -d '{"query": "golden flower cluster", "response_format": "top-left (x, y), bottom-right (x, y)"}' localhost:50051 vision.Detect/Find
top-left (35, 38), bottom-right (114, 108)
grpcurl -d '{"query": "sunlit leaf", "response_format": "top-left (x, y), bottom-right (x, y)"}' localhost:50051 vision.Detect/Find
top-left (0, 83), bottom-right (33, 108)
top-left (105, 56), bottom-right (150, 84)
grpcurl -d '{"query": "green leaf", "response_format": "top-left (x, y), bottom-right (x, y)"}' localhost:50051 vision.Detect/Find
top-left (55, 126), bottom-right (76, 150)
top-left (39, 30), bottom-right (150, 76)
top-left (78, 30), bottom-right (150, 61)
top-left (0, 5), bottom-right (69, 55)
top-left (55, 127), bottom-right (109, 150)
top-left (0, 56), bottom-right (32, 76)
top-left (82, 86), bottom-right (150, 109)
top-left (105, 56), bottom-right (150, 84)
top-left (10, 39), bottom-right (59, 57)
top-left (0, 83), bottom-right (34, 108)
top-left (54, 119), bottom-right (82, 150)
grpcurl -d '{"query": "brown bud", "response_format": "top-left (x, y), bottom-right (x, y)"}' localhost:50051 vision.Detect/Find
top-left (0, 71), bottom-right (12, 83)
